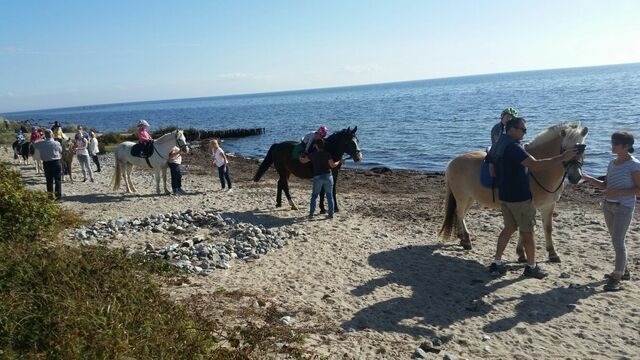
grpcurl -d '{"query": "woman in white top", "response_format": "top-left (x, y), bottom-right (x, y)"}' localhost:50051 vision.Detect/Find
top-left (582, 131), bottom-right (640, 291)
top-left (74, 129), bottom-right (94, 182)
top-left (88, 131), bottom-right (101, 172)
top-left (210, 139), bottom-right (232, 191)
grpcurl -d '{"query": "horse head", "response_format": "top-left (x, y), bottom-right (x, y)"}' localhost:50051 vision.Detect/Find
top-left (175, 130), bottom-right (189, 153)
top-left (326, 126), bottom-right (363, 162)
top-left (559, 123), bottom-right (589, 184)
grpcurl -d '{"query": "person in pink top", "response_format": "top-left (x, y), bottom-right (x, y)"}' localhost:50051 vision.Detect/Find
top-left (137, 119), bottom-right (152, 142)
top-left (30, 127), bottom-right (42, 142)
top-left (136, 119), bottom-right (153, 157)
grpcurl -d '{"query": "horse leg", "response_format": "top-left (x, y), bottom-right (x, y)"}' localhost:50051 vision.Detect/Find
top-left (516, 234), bottom-right (527, 263)
top-left (456, 197), bottom-right (474, 250)
top-left (283, 180), bottom-right (297, 210)
top-left (162, 168), bottom-right (170, 194)
top-left (541, 205), bottom-right (560, 263)
top-left (124, 163), bottom-right (135, 193)
top-left (155, 169), bottom-right (161, 194)
top-left (276, 178), bottom-right (284, 207)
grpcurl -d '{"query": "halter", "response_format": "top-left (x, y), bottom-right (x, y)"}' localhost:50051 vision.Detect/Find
top-left (529, 143), bottom-right (584, 194)
top-left (152, 130), bottom-right (189, 161)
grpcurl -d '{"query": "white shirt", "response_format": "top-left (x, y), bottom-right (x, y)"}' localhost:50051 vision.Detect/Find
top-left (88, 137), bottom-right (99, 156)
top-left (212, 147), bottom-right (227, 167)
top-left (75, 137), bottom-right (89, 156)
top-left (169, 146), bottom-right (182, 164)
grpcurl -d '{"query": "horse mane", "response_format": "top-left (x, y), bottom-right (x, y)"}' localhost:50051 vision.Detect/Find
top-left (156, 129), bottom-right (181, 144)
top-left (527, 121), bottom-right (582, 148)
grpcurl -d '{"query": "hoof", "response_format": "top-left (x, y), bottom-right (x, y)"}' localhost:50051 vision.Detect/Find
top-left (548, 255), bottom-right (562, 263)
top-left (517, 256), bottom-right (528, 263)
top-left (460, 241), bottom-right (472, 250)
top-left (290, 205), bottom-right (298, 210)
top-left (276, 203), bottom-right (282, 208)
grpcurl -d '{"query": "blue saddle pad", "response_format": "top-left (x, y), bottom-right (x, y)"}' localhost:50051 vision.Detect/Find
top-left (480, 161), bottom-right (494, 188)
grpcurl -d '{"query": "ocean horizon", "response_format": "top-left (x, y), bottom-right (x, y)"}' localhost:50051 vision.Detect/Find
top-left (4, 62), bottom-right (640, 174)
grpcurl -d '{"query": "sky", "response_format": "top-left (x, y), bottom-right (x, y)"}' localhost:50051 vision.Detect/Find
top-left (1, 0), bottom-right (639, 113)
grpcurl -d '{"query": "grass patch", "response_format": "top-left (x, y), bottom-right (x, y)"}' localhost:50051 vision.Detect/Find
top-left (0, 159), bottom-right (313, 358)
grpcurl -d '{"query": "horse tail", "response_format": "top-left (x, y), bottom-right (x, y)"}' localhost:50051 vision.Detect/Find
top-left (112, 156), bottom-right (121, 191)
top-left (253, 144), bottom-right (276, 182)
top-left (438, 183), bottom-right (458, 240)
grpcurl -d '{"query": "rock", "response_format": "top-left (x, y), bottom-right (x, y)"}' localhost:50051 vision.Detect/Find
top-left (280, 316), bottom-right (292, 325)
top-left (413, 347), bottom-right (428, 358)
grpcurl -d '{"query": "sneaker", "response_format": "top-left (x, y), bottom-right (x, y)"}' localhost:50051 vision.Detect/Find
top-left (604, 277), bottom-right (624, 292)
top-left (523, 265), bottom-right (548, 279)
top-left (177, 189), bottom-right (188, 195)
top-left (605, 270), bottom-right (631, 281)
top-left (226, 188), bottom-right (233, 193)
top-left (489, 262), bottom-right (507, 277)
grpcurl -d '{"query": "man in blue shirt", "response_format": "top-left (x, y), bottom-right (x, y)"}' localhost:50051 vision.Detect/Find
top-left (489, 117), bottom-right (578, 279)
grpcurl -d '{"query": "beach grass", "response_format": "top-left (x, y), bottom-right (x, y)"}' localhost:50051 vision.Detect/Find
top-left (0, 162), bottom-right (310, 358)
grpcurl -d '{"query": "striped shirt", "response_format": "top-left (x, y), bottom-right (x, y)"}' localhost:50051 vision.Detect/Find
top-left (605, 156), bottom-right (640, 208)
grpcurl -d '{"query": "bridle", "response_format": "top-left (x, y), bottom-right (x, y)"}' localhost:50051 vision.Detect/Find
top-left (153, 130), bottom-right (189, 160)
top-left (530, 143), bottom-right (584, 194)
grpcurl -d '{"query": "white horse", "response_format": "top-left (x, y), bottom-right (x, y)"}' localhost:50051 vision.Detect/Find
top-left (31, 140), bottom-right (43, 174)
top-left (112, 130), bottom-right (189, 194)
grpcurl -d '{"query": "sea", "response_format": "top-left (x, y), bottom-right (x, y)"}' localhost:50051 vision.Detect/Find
top-left (5, 63), bottom-right (640, 175)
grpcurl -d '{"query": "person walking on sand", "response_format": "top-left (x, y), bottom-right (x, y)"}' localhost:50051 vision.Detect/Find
top-left (582, 131), bottom-right (640, 291)
top-left (74, 128), bottom-right (94, 182)
top-left (488, 117), bottom-right (578, 279)
top-left (210, 139), bottom-right (232, 192)
top-left (88, 131), bottom-right (101, 172)
top-left (32, 129), bottom-right (63, 200)
top-left (168, 145), bottom-right (187, 195)
top-left (300, 138), bottom-right (341, 219)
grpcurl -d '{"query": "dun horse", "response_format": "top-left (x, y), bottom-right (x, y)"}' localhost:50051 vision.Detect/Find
top-left (439, 122), bottom-right (588, 262)
top-left (112, 130), bottom-right (189, 194)
top-left (253, 127), bottom-right (362, 212)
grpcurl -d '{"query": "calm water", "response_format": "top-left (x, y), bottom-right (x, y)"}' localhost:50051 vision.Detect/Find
top-left (6, 63), bottom-right (640, 174)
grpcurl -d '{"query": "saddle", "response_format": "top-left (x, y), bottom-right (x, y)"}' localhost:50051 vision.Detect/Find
top-left (131, 141), bottom-right (155, 158)
top-left (291, 142), bottom-right (305, 162)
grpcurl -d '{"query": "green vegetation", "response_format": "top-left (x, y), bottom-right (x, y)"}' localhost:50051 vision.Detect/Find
top-left (0, 162), bottom-right (312, 358)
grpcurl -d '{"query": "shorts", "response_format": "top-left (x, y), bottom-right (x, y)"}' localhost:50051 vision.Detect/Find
top-left (501, 199), bottom-right (536, 232)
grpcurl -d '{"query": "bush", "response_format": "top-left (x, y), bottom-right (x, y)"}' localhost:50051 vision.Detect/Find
top-left (0, 162), bottom-right (311, 358)
top-left (0, 164), bottom-right (63, 242)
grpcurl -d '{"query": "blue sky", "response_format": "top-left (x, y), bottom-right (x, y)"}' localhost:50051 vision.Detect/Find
top-left (1, 0), bottom-right (639, 112)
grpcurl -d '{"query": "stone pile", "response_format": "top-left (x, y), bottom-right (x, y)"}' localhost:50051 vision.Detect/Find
top-left (69, 208), bottom-right (306, 275)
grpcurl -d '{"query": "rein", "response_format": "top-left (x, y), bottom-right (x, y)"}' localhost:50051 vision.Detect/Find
top-left (529, 144), bottom-right (583, 194)
top-left (149, 131), bottom-right (188, 167)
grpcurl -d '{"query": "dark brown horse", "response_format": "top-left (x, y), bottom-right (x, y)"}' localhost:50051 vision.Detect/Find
top-left (253, 127), bottom-right (363, 212)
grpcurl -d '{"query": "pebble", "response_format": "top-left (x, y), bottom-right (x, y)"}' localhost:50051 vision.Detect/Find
top-left (68, 208), bottom-right (304, 275)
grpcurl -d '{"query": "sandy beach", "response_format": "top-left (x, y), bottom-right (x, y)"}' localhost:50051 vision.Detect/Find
top-left (3, 144), bottom-right (640, 360)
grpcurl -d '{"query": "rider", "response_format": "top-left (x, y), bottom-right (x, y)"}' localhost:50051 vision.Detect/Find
top-left (301, 125), bottom-right (329, 154)
top-left (136, 119), bottom-right (153, 157)
top-left (491, 107), bottom-right (518, 145)
top-left (51, 121), bottom-right (67, 143)
top-left (30, 126), bottom-right (43, 142)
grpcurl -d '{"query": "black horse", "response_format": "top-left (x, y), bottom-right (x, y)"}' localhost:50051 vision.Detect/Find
top-left (12, 140), bottom-right (31, 163)
top-left (253, 126), bottom-right (362, 213)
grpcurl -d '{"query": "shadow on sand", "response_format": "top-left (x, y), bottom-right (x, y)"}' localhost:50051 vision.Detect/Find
top-left (222, 209), bottom-right (306, 228)
top-left (343, 244), bottom-right (521, 338)
top-left (483, 281), bottom-right (603, 333)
